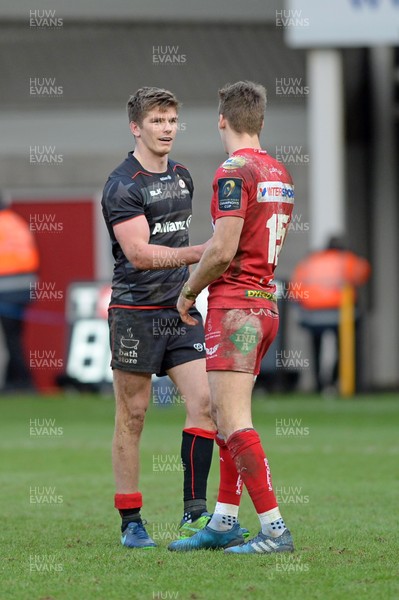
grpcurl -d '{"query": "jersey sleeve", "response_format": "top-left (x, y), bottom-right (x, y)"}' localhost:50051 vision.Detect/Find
top-left (102, 178), bottom-right (144, 227)
top-left (211, 164), bottom-right (248, 221)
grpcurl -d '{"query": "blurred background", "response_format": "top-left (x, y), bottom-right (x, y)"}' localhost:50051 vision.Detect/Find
top-left (0, 0), bottom-right (398, 395)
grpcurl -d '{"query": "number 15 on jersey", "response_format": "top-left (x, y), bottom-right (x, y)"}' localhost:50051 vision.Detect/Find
top-left (266, 213), bottom-right (290, 266)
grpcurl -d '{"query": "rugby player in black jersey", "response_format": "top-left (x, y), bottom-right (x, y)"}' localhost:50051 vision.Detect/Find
top-left (102, 87), bottom-right (216, 548)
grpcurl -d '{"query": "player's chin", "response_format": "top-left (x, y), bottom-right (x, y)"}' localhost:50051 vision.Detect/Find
top-left (155, 146), bottom-right (171, 157)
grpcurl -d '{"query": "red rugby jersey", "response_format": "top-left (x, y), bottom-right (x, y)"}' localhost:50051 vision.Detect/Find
top-left (207, 148), bottom-right (294, 309)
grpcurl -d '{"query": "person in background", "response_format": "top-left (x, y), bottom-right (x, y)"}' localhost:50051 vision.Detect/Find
top-left (290, 236), bottom-right (371, 393)
top-left (0, 195), bottom-right (39, 392)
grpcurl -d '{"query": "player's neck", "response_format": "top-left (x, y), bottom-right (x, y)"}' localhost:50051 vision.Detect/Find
top-left (133, 148), bottom-right (168, 173)
top-left (226, 132), bottom-right (261, 155)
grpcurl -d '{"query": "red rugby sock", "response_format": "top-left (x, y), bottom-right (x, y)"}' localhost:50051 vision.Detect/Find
top-left (215, 434), bottom-right (243, 506)
top-left (227, 429), bottom-right (278, 514)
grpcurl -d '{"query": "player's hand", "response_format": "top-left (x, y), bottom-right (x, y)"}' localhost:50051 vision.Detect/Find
top-left (177, 295), bottom-right (198, 326)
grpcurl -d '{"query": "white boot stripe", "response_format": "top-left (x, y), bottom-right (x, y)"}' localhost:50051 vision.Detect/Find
top-left (258, 541), bottom-right (272, 552)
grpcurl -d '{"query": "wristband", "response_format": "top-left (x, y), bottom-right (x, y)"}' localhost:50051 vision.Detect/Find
top-left (181, 282), bottom-right (198, 301)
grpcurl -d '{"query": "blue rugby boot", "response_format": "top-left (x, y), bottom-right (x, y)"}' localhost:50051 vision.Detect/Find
top-left (178, 512), bottom-right (250, 540)
top-left (121, 521), bottom-right (157, 549)
top-left (168, 522), bottom-right (245, 552)
top-left (224, 529), bottom-right (294, 554)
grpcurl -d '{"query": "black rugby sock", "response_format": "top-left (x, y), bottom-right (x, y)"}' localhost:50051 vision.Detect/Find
top-left (181, 428), bottom-right (215, 520)
top-left (119, 509), bottom-right (142, 532)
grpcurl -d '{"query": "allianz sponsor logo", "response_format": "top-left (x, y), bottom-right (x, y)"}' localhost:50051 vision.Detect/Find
top-left (257, 181), bottom-right (295, 203)
top-left (152, 215), bottom-right (191, 235)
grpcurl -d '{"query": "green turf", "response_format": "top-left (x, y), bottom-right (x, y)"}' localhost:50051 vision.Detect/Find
top-left (1, 392), bottom-right (398, 600)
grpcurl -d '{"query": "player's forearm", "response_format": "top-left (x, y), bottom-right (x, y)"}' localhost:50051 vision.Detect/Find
top-left (183, 243), bottom-right (231, 294)
top-left (130, 243), bottom-right (204, 270)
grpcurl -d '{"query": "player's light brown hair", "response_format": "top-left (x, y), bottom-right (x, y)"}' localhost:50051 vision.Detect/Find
top-left (127, 87), bottom-right (181, 125)
top-left (218, 81), bottom-right (267, 136)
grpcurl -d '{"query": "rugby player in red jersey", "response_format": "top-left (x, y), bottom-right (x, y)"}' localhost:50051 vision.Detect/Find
top-left (102, 87), bottom-right (218, 548)
top-left (169, 81), bottom-right (295, 553)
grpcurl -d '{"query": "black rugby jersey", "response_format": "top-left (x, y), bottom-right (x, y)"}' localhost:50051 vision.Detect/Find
top-left (102, 152), bottom-right (193, 307)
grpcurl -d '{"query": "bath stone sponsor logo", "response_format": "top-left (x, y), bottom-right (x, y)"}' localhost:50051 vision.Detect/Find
top-left (119, 328), bottom-right (139, 365)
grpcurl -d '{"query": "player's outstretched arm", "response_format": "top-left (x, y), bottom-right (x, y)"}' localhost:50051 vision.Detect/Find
top-left (113, 215), bottom-right (207, 270)
top-left (177, 216), bottom-right (243, 325)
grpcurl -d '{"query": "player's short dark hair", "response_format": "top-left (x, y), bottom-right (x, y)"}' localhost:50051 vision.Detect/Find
top-left (127, 87), bottom-right (180, 125)
top-left (218, 81), bottom-right (267, 136)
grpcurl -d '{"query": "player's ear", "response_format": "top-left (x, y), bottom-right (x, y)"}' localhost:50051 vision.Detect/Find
top-left (129, 121), bottom-right (141, 137)
top-left (218, 114), bottom-right (226, 129)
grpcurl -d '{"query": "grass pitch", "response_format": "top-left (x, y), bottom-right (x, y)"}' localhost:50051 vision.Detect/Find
top-left (1, 391), bottom-right (398, 600)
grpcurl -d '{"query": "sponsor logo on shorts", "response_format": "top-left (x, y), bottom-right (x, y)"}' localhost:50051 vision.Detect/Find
top-left (229, 325), bottom-right (259, 355)
top-left (119, 327), bottom-right (139, 364)
top-left (205, 343), bottom-right (219, 357)
top-left (193, 343), bottom-right (204, 352)
top-left (256, 181), bottom-right (294, 203)
top-left (245, 290), bottom-right (277, 301)
top-left (250, 308), bottom-right (278, 318)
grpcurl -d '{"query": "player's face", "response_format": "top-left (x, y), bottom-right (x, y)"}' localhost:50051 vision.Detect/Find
top-left (133, 108), bottom-right (178, 157)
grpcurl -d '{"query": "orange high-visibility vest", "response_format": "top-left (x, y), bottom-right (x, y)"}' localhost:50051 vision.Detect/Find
top-left (0, 209), bottom-right (40, 276)
top-left (290, 249), bottom-right (370, 310)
